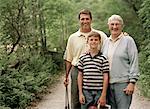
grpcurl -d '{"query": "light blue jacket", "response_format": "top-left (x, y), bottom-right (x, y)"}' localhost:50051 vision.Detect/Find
top-left (102, 35), bottom-right (139, 83)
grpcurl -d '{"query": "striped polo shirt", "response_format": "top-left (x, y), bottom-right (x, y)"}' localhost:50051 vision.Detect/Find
top-left (78, 52), bottom-right (109, 90)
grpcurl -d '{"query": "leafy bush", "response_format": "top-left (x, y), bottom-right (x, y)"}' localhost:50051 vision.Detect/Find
top-left (138, 40), bottom-right (150, 98)
top-left (0, 106), bottom-right (11, 109)
top-left (126, 0), bottom-right (150, 98)
top-left (137, 0), bottom-right (150, 98)
top-left (0, 50), bottom-right (63, 108)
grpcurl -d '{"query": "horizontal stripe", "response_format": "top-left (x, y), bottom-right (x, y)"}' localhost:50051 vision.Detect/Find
top-left (84, 72), bottom-right (103, 75)
top-left (83, 80), bottom-right (103, 84)
top-left (83, 86), bottom-right (103, 90)
top-left (78, 53), bottom-right (109, 90)
top-left (83, 76), bottom-right (103, 79)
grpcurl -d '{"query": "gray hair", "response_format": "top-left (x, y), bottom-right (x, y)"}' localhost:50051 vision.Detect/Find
top-left (108, 14), bottom-right (124, 25)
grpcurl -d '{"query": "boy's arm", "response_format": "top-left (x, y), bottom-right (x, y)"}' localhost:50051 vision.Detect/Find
top-left (78, 71), bottom-right (83, 96)
top-left (98, 72), bottom-right (109, 106)
top-left (101, 73), bottom-right (109, 97)
top-left (78, 71), bottom-right (85, 104)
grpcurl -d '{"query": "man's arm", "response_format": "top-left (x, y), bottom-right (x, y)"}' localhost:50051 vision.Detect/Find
top-left (128, 37), bottom-right (139, 82)
top-left (124, 36), bottom-right (139, 95)
top-left (65, 60), bottom-right (72, 78)
top-left (64, 60), bottom-right (72, 86)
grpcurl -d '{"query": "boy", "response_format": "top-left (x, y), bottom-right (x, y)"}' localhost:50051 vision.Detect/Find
top-left (77, 31), bottom-right (109, 109)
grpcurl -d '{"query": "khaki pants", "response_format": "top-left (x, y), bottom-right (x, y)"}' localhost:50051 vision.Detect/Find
top-left (71, 66), bottom-right (81, 109)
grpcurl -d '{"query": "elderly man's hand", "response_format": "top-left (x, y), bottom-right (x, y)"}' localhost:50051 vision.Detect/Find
top-left (123, 83), bottom-right (135, 95)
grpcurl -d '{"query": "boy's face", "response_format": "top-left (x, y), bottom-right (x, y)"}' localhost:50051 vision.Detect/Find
top-left (87, 36), bottom-right (100, 49)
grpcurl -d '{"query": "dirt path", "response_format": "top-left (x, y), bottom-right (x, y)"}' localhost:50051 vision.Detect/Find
top-left (130, 87), bottom-right (150, 109)
top-left (31, 75), bottom-right (150, 109)
top-left (31, 76), bottom-right (70, 109)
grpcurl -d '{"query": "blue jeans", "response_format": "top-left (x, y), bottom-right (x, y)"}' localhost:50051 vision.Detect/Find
top-left (81, 90), bottom-right (102, 109)
top-left (71, 67), bottom-right (81, 109)
top-left (107, 82), bottom-right (132, 109)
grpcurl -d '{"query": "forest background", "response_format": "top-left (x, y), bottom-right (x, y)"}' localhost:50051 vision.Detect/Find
top-left (0, 0), bottom-right (149, 109)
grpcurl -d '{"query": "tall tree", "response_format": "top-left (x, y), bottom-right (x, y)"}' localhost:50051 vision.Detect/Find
top-left (37, 0), bottom-right (47, 53)
top-left (0, 0), bottom-right (28, 55)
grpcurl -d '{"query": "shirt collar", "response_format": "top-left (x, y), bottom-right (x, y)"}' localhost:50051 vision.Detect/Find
top-left (77, 28), bottom-right (95, 37)
top-left (88, 51), bottom-right (102, 58)
top-left (109, 32), bottom-right (123, 42)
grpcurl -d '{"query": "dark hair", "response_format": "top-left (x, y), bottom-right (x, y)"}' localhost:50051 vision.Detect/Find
top-left (78, 9), bottom-right (92, 20)
top-left (87, 31), bottom-right (101, 41)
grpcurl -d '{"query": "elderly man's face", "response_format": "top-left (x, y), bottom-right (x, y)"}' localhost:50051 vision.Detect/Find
top-left (108, 20), bottom-right (123, 37)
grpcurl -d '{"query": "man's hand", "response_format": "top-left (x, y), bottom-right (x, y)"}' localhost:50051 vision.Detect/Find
top-left (123, 32), bottom-right (129, 36)
top-left (64, 77), bottom-right (69, 87)
top-left (123, 83), bottom-right (135, 95)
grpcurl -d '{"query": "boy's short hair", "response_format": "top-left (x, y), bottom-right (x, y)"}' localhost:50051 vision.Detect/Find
top-left (87, 31), bottom-right (101, 41)
top-left (78, 9), bottom-right (92, 20)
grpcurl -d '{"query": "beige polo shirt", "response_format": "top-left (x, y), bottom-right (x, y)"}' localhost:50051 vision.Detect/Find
top-left (64, 28), bottom-right (107, 66)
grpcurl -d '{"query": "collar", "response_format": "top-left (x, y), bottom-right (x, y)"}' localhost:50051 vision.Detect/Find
top-left (109, 32), bottom-right (124, 42)
top-left (77, 28), bottom-right (95, 37)
top-left (87, 51), bottom-right (102, 58)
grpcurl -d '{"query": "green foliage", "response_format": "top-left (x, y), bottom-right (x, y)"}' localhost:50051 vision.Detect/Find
top-left (138, 41), bottom-right (150, 97)
top-left (0, 0), bottom-right (65, 107)
top-left (126, 0), bottom-right (143, 11)
top-left (0, 0), bottom-right (30, 44)
top-left (128, 0), bottom-right (150, 98)
top-left (138, 0), bottom-right (150, 38)
top-left (137, 0), bottom-right (150, 98)
top-left (0, 106), bottom-right (11, 109)
top-left (44, 0), bottom-right (75, 50)
top-left (0, 50), bottom-right (62, 108)
top-left (0, 0), bottom-right (63, 108)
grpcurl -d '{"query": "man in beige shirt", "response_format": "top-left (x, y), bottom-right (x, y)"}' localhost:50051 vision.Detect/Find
top-left (64, 9), bottom-right (107, 109)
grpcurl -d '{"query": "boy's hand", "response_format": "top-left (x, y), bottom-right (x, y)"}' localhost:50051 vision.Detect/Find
top-left (79, 93), bottom-right (85, 104)
top-left (97, 95), bottom-right (106, 107)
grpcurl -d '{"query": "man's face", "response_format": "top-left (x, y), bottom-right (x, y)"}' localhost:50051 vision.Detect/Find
top-left (108, 20), bottom-right (123, 36)
top-left (79, 14), bottom-right (92, 30)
